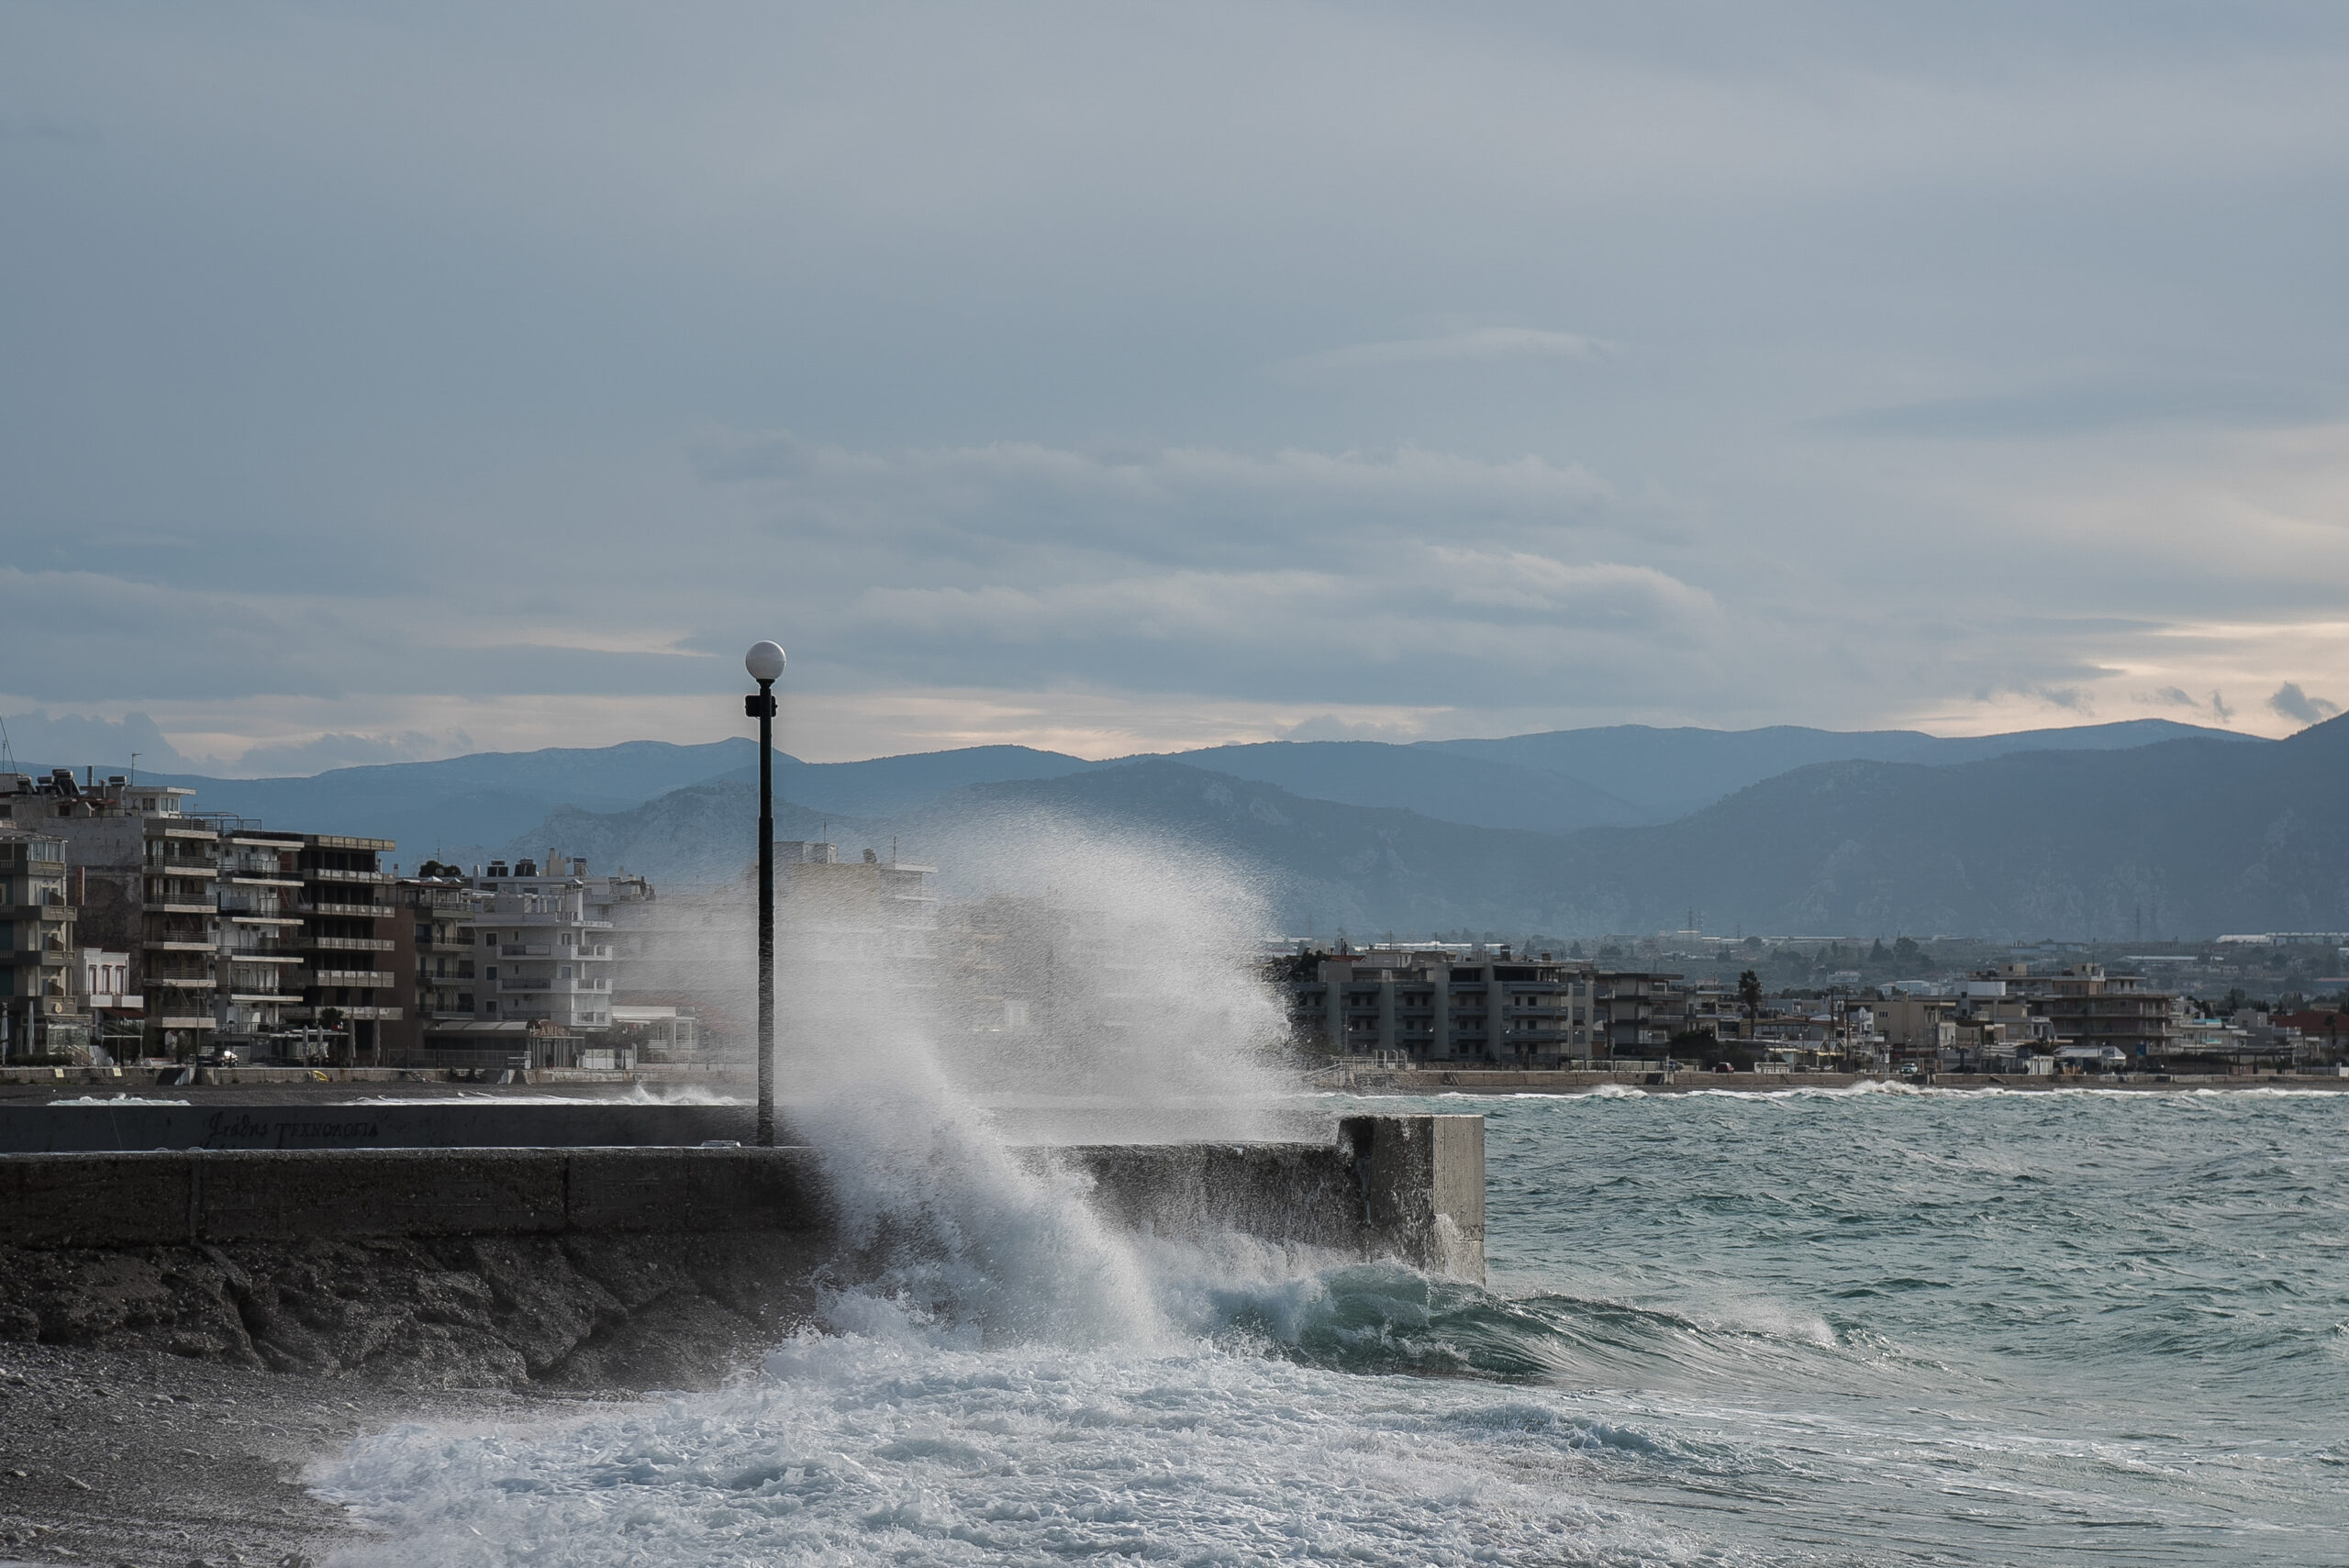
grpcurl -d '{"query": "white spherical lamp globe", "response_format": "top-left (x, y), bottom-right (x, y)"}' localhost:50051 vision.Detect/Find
top-left (744, 640), bottom-right (787, 683)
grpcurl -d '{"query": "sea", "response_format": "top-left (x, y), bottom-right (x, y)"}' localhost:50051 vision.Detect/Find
top-left (313, 1084), bottom-right (2349, 1566)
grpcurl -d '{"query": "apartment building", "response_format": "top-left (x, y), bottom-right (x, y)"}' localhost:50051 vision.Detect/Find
top-left (381, 873), bottom-right (485, 1063)
top-left (0, 830), bottom-right (80, 1059)
top-left (469, 855), bottom-right (618, 1035)
top-left (214, 829), bottom-right (308, 1044)
top-left (2025, 964), bottom-right (2174, 1061)
top-left (12, 771), bottom-right (224, 1052)
top-left (1286, 948), bottom-right (1598, 1063)
top-left (1590, 970), bottom-right (1688, 1057)
top-left (3, 771), bottom-right (402, 1062)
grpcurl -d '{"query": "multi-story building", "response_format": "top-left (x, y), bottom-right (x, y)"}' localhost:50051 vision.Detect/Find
top-left (471, 856), bottom-right (618, 1037)
top-left (2025, 964), bottom-right (2175, 1062)
top-left (214, 829), bottom-right (308, 1046)
top-left (74, 946), bottom-right (141, 1058)
top-left (1286, 948), bottom-right (1597, 1063)
top-left (382, 873), bottom-right (485, 1064)
top-left (0, 829), bottom-right (80, 1060)
top-left (11, 771), bottom-right (224, 1054)
top-left (282, 834), bottom-right (401, 1062)
top-left (4, 771), bottom-right (405, 1062)
top-left (1590, 971), bottom-right (1687, 1058)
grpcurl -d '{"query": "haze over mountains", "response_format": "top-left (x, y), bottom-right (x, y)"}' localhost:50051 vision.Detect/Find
top-left (21, 714), bottom-right (2334, 940)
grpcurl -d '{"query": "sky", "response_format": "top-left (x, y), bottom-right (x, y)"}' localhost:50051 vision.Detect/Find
top-left (5, 1), bottom-right (2348, 774)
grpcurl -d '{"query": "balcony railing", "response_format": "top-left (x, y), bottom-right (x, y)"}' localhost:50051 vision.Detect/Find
top-left (306, 935), bottom-right (395, 952)
top-left (306, 868), bottom-right (393, 884)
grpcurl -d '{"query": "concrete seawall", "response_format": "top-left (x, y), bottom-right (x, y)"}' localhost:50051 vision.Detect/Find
top-left (0, 1115), bottom-right (1484, 1386)
top-left (0, 1101), bottom-right (755, 1152)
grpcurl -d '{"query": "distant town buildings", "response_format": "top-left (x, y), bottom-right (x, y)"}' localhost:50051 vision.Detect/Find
top-left (1280, 938), bottom-right (2343, 1077)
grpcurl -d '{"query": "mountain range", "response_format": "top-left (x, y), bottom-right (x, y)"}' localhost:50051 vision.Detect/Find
top-left (21, 713), bottom-right (2333, 939)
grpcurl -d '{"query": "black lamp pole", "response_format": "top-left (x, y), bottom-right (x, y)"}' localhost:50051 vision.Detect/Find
top-left (744, 641), bottom-right (785, 1146)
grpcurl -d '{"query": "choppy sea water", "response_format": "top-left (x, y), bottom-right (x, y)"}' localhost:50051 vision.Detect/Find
top-left (314, 1085), bottom-right (2349, 1565)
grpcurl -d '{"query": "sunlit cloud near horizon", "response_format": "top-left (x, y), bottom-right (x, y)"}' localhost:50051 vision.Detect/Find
top-left (5, 3), bottom-right (2347, 773)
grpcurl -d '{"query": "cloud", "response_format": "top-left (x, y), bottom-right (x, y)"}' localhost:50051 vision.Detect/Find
top-left (2267, 682), bottom-right (2342, 724)
top-left (1277, 713), bottom-right (1435, 743)
top-left (7, 5), bottom-right (2349, 762)
top-left (699, 433), bottom-right (1616, 568)
top-left (0, 710), bottom-right (196, 773)
top-left (1818, 379), bottom-right (2345, 441)
top-left (1278, 328), bottom-right (1613, 378)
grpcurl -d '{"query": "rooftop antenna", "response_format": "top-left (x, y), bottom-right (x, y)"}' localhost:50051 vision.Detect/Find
top-left (128, 751), bottom-right (139, 786)
top-left (0, 715), bottom-right (15, 774)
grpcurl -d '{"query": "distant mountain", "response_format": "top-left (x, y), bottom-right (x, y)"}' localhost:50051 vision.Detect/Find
top-left (26, 740), bottom-right (763, 857)
top-left (1427, 718), bottom-right (2256, 822)
top-left (21, 717), bottom-right (2275, 893)
top-left (507, 716), bottom-right (2349, 939)
top-left (1552, 717), bottom-right (2349, 940)
top-left (1130, 740), bottom-right (1643, 835)
top-left (512, 784), bottom-right (886, 885)
top-left (713, 744), bottom-right (1107, 817)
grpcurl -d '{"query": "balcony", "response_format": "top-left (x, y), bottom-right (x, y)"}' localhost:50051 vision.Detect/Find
top-left (295, 899), bottom-right (386, 917)
top-left (306, 935), bottom-right (395, 952)
top-left (306, 867), bottom-right (393, 884)
top-left (310, 969), bottom-right (394, 986)
top-left (143, 901), bottom-right (218, 916)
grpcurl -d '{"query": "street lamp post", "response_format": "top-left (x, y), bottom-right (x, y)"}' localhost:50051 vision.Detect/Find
top-left (744, 640), bottom-right (787, 1146)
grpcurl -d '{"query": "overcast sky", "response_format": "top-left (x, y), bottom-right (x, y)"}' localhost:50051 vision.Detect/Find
top-left (6, 1), bottom-right (2347, 773)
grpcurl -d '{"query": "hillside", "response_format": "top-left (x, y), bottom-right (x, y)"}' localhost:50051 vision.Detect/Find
top-left (1428, 717), bottom-right (2253, 822)
top-left (1124, 740), bottom-right (1643, 835)
top-left (507, 716), bottom-right (2349, 939)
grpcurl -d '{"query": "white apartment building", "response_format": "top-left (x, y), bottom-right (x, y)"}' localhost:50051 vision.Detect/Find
top-left (471, 858), bottom-right (618, 1031)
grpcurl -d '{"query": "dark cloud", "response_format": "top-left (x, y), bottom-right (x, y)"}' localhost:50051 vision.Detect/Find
top-left (2268, 682), bottom-right (2342, 725)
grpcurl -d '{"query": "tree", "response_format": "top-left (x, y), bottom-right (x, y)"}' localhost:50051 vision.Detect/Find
top-left (1739, 969), bottom-right (1764, 1025)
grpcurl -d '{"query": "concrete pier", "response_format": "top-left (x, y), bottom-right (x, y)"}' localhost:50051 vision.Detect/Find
top-left (0, 1100), bottom-right (753, 1153)
top-left (0, 1116), bottom-right (1482, 1272)
top-left (0, 1114), bottom-right (1486, 1386)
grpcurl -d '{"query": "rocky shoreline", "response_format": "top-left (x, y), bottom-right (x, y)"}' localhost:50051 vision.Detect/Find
top-left (0, 1339), bottom-right (576, 1567)
top-left (0, 1229), bottom-right (823, 1565)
